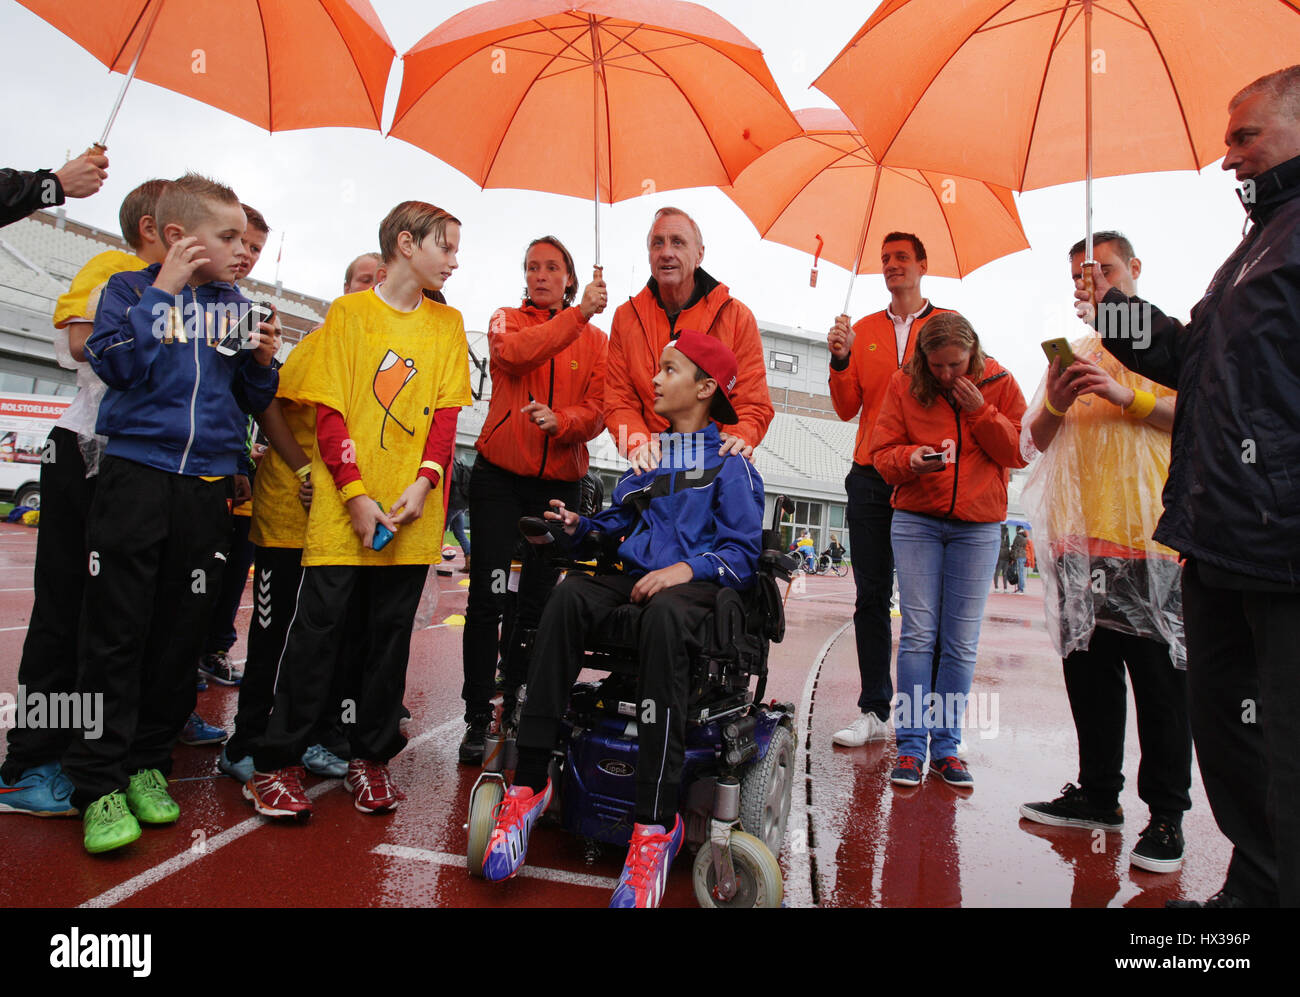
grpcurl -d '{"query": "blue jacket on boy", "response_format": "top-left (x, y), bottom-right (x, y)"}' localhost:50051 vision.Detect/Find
top-left (569, 423), bottom-right (764, 590)
top-left (86, 264), bottom-right (278, 476)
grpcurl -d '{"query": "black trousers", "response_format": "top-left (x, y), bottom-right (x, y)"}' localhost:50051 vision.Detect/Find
top-left (1062, 626), bottom-right (1192, 816)
top-left (64, 457), bottom-right (231, 810)
top-left (1182, 560), bottom-right (1300, 907)
top-left (227, 545), bottom-right (299, 761)
top-left (845, 464), bottom-right (895, 718)
top-left (518, 573), bottom-right (718, 825)
top-left (2, 427), bottom-right (96, 782)
top-left (253, 563), bottom-right (425, 771)
top-left (204, 513), bottom-right (255, 654)
top-left (461, 456), bottom-right (579, 723)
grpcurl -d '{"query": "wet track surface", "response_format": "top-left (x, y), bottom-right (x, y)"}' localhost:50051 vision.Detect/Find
top-left (0, 522), bottom-right (1230, 907)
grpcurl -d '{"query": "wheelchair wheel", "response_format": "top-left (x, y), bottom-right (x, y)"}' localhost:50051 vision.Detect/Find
top-left (466, 780), bottom-right (504, 878)
top-left (740, 724), bottom-right (795, 857)
top-left (692, 830), bottom-right (784, 908)
top-left (831, 561), bottom-right (848, 577)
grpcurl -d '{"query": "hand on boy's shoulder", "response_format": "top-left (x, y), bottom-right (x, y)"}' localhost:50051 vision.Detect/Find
top-left (630, 561), bottom-right (695, 603)
top-left (718, 432), bottom-right (754, 462)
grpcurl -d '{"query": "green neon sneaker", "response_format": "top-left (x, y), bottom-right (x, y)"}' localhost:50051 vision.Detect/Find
top-left (125, 768), bottom-right (180, 824)
top-left (83, 791), bottom-right (142, 854)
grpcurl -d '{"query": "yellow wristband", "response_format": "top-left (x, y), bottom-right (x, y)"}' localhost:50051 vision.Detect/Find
top-left (293, 463), bottom-right (312, 482)
top-left (1124, 389), bottom-right (1157, 419)
top-left (340, 480), bottom-right (368, 503)
top-left (1044, 398), bottom-right (1067, 418)
top-left (419, 460), bottom-right (444, 481)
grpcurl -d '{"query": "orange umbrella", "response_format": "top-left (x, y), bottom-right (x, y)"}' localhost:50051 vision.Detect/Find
top-left (814, 0), bottom-right (1300, 288)
top-left (19, 0), bottom-right (395, 145)
top-left (389, 0), bottom-right (800, 264)
top-left (722, 107), bottom-right (1029, 310)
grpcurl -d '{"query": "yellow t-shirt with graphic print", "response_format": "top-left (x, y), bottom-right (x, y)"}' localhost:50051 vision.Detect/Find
top-left (249, 331), bottom-right (321, 549)
top-left (284, 289), bottom-right (472, 567)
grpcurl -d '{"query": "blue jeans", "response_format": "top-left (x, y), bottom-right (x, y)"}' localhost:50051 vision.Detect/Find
top-left (448, 508), bottom-right (471, 557)
top-left (1014, 556), bottom-right (1026, 592)
top-left (890, 511), bottom-right (1000, 760)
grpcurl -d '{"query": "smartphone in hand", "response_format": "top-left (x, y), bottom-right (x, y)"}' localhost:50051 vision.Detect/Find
top-left (216, 301), bottom-right (274, 356)
top-left (1041, 338), bottom-right (1076, 370)
top-left (372, 499), bottom-right (394, 551)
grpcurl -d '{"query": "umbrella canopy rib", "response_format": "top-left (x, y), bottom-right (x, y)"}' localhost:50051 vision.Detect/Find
top-left (1019, 2), bottom-right (1074, 194)
top-left (1125, 1), bottom-right (1200, 173)
top-left (870, 0), bottom-right (1019, 165)
top-left (106, 1), bottom-right (151, 69)
top-left (321, 1), bottom-right (387, 128)
top-left (256, 2), bottom-right (275, 132)
top-left (477, 18), bottom-right (591, 191)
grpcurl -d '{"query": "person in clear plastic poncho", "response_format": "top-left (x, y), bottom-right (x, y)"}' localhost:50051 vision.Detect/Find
top-left (1018, 232), bottom-right (1192, 878)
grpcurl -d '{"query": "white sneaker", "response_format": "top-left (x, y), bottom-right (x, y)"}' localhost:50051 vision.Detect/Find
top-left (955, 739), bottom-right (969, 759)
top-left (832, 713), bottom-right (889, 747)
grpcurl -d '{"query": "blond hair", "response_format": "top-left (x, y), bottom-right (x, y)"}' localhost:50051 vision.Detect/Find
top-left (378, 201), bottom-right (460, 263)
top-left (154, 173), bottom-right (241, 238)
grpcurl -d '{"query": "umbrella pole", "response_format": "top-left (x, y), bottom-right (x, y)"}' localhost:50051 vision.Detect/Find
top-left (1082, 0), bottom-right (1096, 302)
top-left (841, 164), bottom-right (883, 317)
top-left (96, 0), bottom-right (167, 150)
top-left (588, 16), bottom-right (606, 270)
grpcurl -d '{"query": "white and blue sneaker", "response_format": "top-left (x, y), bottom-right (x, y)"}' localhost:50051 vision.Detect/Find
top-left (217, 746), bottom-right (255, 783)
top-left (302, 744), bottom-right (349, 778)
top-left (609, 815), bottom-right (684, 908)
top-left (0, 762), bottom-right (78, 817)
top-left (179, 712), bottom-right (228, 746)
top-left (482, 781), bottom-right (552, 882)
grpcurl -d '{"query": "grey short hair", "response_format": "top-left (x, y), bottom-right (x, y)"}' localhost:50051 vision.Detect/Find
top-left (647, 206), bottom-right (703, 249)
top-left (1230, 65), bottom-right (1300, 119)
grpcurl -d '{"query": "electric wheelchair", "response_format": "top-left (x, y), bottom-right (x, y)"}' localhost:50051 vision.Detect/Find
top-left (465, 496), bottom-right (801, 908)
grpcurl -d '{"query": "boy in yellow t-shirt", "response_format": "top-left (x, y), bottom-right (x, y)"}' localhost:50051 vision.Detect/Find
top-left (246, 202), bottom-right (471, 819)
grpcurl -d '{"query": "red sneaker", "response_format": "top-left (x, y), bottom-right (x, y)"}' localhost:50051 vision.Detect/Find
top-left (244, 767), bottom-right (312, 819)
top-left (344, 759), bottom-right (400, 814)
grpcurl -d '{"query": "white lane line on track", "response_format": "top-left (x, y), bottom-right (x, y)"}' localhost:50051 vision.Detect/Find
top-left (0, 587), bottom-right (34, 591)
top-left (0, 625), bottom-right (29, 632)
top-left (372, 844), bottom-right (620, 891)
top-left (79, 715), bottom-right (464, 908)
top-left (783, 620), bottom-right (852, 911)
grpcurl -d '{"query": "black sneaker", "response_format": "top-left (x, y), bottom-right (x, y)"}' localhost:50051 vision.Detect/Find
top-left (1019, 782), bottom-right (1123, 830)
top-left (1166, 888), bottom-right (1246, 908)
top-left (1131, 815), bottom-right (1184, 873)
top-left (458, 722), bottom-right (488, 766)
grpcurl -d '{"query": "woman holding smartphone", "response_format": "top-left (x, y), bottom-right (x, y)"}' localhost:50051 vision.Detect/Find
top-left (869, 312), bottom-right (1028, 788)
top-left (459, 236), bottom-right (608, 764)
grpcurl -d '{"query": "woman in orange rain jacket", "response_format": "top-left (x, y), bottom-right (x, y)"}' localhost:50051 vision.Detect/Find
top-left (868, 312), bottom-right (1028, 789)
top-left (459, 236), bottom-right (609, 763)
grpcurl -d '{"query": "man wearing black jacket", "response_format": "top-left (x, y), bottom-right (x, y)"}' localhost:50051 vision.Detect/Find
top-left (1081, 65), bottom-right (1300, 908)
top-left (0, 148), bottom-right (108, 227)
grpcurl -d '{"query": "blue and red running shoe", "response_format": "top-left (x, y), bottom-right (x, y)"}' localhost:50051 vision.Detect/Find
top-left (609, 815), bottom-right (684, 908)
top-left (482, 781), bottom-right (552, 882)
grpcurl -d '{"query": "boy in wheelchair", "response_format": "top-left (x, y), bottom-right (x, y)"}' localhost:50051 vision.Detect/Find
top-left (481, 331), bottom-right (765, 907)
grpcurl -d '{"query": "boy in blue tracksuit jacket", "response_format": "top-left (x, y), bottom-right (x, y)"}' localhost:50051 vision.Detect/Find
top-left (64, 174), bottom-right (281, 854)
top-left (480, 330), bottom-right (765, 907)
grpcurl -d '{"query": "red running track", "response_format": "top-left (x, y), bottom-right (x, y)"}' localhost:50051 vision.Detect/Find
top-left (0, 521), bottom-right (1229, 907)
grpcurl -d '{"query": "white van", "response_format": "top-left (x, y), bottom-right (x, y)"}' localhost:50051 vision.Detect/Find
top-left (0, 392), bottom-right (71, 509)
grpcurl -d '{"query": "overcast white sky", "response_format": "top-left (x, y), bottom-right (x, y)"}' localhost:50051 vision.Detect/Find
top-left (2, 0), bottom-right (1257, 397)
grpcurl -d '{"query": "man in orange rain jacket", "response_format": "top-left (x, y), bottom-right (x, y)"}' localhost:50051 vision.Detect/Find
top-left (605, 207), bottom-right (773, 472)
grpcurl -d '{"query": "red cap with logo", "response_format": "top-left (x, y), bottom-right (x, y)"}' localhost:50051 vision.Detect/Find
top-left (669, 329), bottom-right (739, 424)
